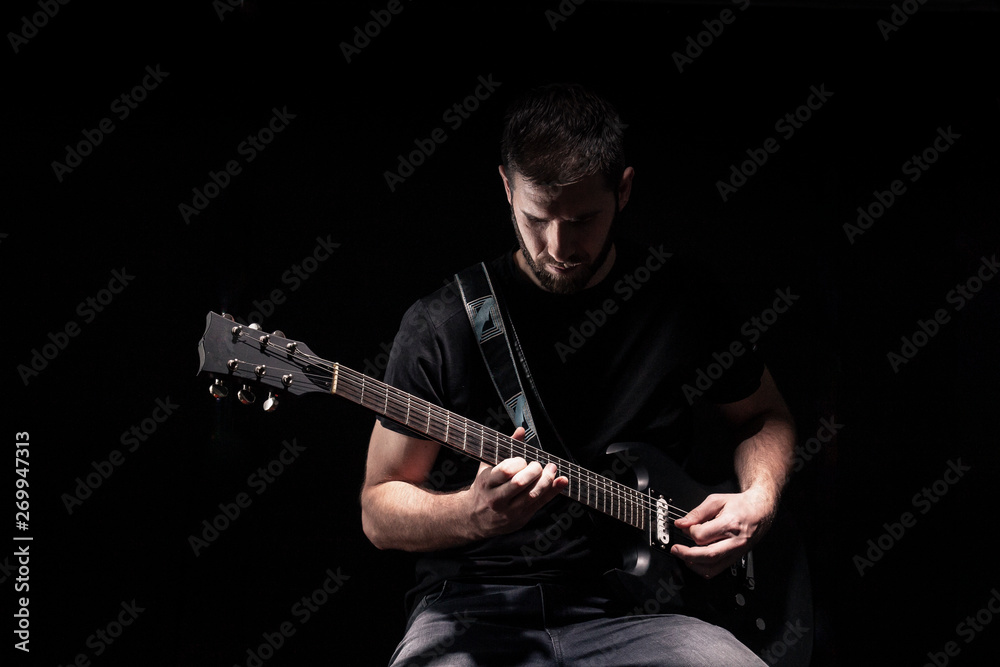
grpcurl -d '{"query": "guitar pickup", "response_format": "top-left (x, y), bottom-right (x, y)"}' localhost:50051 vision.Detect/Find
top-left (652, 493), bottom-right (670, 549)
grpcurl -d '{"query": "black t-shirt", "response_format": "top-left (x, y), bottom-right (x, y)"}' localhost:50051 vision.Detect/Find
top-left (378, 239), bottom-right (764, 610)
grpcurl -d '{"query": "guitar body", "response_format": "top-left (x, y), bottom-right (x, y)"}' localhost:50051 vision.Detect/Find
top-left (597, 442), bottom-right (814, 666)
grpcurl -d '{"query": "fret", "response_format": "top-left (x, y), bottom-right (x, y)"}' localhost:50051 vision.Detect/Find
top-left (330, 367), bottom-right (653, 528)
top-left (602, 475), bottom-right (609, 515)
top-left (612, 480), bottom-right (618, 521)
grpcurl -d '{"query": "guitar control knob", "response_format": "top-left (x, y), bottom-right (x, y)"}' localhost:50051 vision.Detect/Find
top-left (238, 385), bottom-right (255, 405)
top-left (263, 393), bottom-right (279, 412)
top-left (209, 380), bottom-right (229, 399)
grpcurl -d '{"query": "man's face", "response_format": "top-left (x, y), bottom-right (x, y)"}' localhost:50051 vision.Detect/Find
top-left (500, 166), bottom-right (633, 295)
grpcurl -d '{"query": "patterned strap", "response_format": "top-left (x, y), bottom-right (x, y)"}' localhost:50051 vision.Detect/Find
top-left (455, 262), bottom-right (542, 448)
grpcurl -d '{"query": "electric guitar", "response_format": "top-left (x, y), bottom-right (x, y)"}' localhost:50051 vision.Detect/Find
top-left (196, 311), bottom-right (812, 663)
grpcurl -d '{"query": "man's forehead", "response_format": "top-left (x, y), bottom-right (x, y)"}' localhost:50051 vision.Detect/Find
top-left (512, 171), bottom-right (609, 202)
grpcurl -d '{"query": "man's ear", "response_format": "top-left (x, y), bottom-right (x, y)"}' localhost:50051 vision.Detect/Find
top-left (498, 165), bottom-right (514, 205)
top-left (618, 166), bottom-right (635, 211)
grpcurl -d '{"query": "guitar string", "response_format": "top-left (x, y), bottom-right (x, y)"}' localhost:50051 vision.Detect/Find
top-left (233, 331), bottom-right (691, 525)
top-left (334, 363), bottom-right (687, 525)
top-left (338, 371), bottom-right (682, 527)
top-left (241, 336), bottom-right (691, 526)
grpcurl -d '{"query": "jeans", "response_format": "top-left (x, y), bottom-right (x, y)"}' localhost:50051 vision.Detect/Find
top-left (388, 581), bottom-right (767, 666)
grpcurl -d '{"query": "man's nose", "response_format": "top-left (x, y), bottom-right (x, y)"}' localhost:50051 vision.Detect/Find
top-left (546, 221), bottom-right (577, 263)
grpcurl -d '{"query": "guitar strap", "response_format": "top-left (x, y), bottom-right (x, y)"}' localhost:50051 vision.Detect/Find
top-left (455, 261), bottom-right (653, 614)
top-left (454, 261), bottom-right (576, 463)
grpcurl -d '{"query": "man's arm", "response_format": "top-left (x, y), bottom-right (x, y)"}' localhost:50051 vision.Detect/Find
top-left (670, 367), bottom-right (795, 578)
top-left (360, 420), bottom-right (569, 552)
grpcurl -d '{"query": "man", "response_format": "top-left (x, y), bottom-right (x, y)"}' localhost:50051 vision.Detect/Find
top-left (361, 83), bottom-right (796, 666)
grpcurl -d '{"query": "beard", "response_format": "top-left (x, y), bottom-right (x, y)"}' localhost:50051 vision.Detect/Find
top-left (510, 206), bottom-right (617, 295)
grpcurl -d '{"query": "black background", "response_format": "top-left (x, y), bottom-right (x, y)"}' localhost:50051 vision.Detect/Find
top-left (6, 1), bottom-right (1000, 665)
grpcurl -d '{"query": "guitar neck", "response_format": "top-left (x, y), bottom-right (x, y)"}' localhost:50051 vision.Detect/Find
top-left (331, 363), bottom-right (651, 531)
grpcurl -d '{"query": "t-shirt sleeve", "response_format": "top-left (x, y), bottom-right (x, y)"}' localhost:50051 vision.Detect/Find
top-left (377, 299), bottom-right (447, 439)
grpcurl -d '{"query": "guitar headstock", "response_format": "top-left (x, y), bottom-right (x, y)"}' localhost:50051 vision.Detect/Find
top-left (196, 311), bottom-right (332, 411)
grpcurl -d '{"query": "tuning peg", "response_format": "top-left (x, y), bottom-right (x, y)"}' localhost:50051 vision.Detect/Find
top-left (248, 322), bottom-right (262, 331)
top-left (209, 379), bottom-right (229, 399)
top-left (238, 385), bottom-right (256, 405)
top-left (263, 392), bottom-right (279, 412)
top-left (272, 330), bottom-right (285, 338)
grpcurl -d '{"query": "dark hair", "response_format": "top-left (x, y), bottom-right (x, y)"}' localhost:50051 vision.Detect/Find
top-left (500, 83), bottom-right (626, 192)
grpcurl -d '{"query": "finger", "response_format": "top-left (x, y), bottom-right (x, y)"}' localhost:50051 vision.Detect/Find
top-left (508, 460), bottom-right (546, 491)
top-left (674, 494), bottom-right (725, 529)
top-left (525, 463), bottom-right (567, 500)
top-left (510, 426), bottom-right (526, 441)
top-left (671, 542), bottom-right (734, 579)
top-left (483, 457), bottom-right (528, 489)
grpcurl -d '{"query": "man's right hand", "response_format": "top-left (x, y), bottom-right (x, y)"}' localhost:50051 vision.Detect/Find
top-left (467, 427), bottom-right (570, 539)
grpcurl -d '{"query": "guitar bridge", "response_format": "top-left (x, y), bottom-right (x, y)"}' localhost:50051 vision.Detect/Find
top-left (651, 493), bottom-right (670, 550)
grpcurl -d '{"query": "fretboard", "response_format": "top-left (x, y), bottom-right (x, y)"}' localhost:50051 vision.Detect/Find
top-left (332, 363), bottom-right (650, 530)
